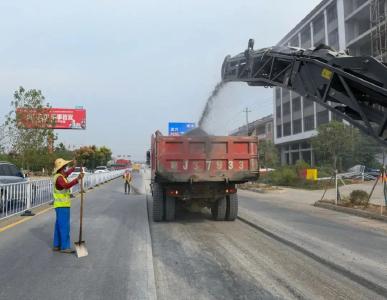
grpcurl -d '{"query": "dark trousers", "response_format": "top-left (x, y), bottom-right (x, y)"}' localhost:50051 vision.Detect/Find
top-left (53, 208), bottom-right (71, 250)
top-left (125, 182), bottom-right (131, 193)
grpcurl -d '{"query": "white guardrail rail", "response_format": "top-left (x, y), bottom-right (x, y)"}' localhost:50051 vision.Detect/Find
top-left (0, 170), bottom-right (125, 220)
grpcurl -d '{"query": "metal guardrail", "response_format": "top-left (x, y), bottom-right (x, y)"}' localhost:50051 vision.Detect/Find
top-left (0, 170), bottom-right (125, 220)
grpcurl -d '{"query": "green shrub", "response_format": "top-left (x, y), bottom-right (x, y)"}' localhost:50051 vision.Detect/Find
top-left (294, 160), bottom-right (310, 173)
top-left (268, 166), bottom-right (298, 186)
top-left (317, 166), bottom-right (334, 178)
top-left (349, 190), bottom-right (369, 206)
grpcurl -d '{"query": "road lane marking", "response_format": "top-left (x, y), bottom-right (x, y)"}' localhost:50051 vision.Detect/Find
top-left (0, 179), bottom-right (119, 234)
top-left (0, 206), bottom-right (54, 233)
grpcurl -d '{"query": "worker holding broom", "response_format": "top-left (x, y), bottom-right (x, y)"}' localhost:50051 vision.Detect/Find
top-left (52, 158), bottom-right (84, 253)
top-left (123, 169), bottom-right (132, 194)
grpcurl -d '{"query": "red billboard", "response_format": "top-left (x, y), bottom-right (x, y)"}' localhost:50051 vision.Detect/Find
top-left (16, 108), bottom-right (86, 129)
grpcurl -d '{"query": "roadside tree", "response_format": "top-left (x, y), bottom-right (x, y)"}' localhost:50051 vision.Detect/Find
top-left (259, 140), bottom-right (279, 168)
top-left (3, 87), bottom-right (56, 171)
top-left (74, 145), bottom-right (112, 169)
top-left (311, 121), bottom-right (353, 171)
top-left (54, 143), bottom-right (74, 161)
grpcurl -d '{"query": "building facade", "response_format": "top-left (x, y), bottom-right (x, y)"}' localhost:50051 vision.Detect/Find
top-left (231, 114), bottom-right (274, 142)
top-left (274, 0), bottom-right (386, 166)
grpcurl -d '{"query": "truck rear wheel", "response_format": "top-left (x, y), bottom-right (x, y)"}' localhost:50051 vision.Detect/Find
top-left (152, 183), bottom-right (164, 222)
top-left (165, 196), bottom-right (176, 221)
top-left (226, 193), bottom-right (238, 221)
top-left (211, 197), bottom-right (227, 221)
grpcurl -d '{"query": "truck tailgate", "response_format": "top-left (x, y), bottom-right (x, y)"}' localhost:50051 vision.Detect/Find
top-left (152, 135), bottom-right (259, 182)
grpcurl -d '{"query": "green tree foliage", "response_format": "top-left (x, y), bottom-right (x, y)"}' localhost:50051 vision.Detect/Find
top-left (312, 121), bottom-right (353, 170)
top-left (98, 146), bottom-right (113, 166)
top-left (259, 140), bottom-right (279, 168)
top-left (3, 87), bottom-right (56, 171)
top-left (74, 145), bottom-right (112, 169)
top-left (350, 132), bottom-right (383, 168)
top-left (54, 142), bottom-right (74, 161)
top-left (312, 121), bottom-right (383, 171)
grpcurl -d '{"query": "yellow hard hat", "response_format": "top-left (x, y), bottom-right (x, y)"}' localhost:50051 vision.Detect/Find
top-left (53, 158), bottom-right (73, 174)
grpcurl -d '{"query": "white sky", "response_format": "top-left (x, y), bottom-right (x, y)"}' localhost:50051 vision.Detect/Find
top-left (0, 0), bottom-right (321, 160)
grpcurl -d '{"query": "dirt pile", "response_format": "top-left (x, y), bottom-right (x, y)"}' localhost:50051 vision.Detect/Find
top-left (183, 127), bottom-right (209, 136)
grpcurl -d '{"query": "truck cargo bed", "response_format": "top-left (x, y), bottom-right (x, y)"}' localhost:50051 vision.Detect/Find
top-left (151, 133), bottom-right (259, 183)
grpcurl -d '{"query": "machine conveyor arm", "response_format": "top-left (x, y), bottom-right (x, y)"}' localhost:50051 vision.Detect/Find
top-left (221, 39), bottom-right (387, 145)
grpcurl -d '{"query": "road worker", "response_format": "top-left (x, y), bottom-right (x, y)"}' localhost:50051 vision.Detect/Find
top-left (52, 158), bottom-right (84, 253)
top-left (123, 169), bottom-right (132, 194)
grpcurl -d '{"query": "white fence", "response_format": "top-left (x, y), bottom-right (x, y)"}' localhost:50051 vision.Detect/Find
top-left (0, 170), bottom-right (125, 220)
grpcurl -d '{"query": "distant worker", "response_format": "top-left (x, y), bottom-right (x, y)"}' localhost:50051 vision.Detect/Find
top-left (123, 169), bottom-right (132, 194)
top-left (52, 158), bottom-right (84, 253)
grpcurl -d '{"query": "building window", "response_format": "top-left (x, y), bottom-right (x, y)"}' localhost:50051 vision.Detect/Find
top-left (348, 37), bottom-right (372, 56)
top-left (276, 105), bottom-right (282, 119)
top-left (303, 98), bottom-right (313, 109)
top-left (293, 119), bottom-right (302, 134)
top-left (291, 152), bottom-right (300, 164)
top-left (313, 14), bottom-right (325, 46)
top-left (317, 110), bottom-right (329, 126)
top-left (327, 3), bottom-right (339, 50)
top-left (275, 88), bottom-right (281, 105)
top-left (345, 5), bottom-right (371, 44)
top-left (344, 0), bottom-right (368, 18)
top-left (301, 150), bottom-right (312, 164)
top-left (283, 102), bottom-right (290, 116)
top-left (304, 115), bottom-right (315, 131)
top-left (301, 141), bottom-right (310, 149)
top-left (301, 25), bottom-right (312, 49)
top-left (267, 123), bottom-right (272, 133)
top-left (328, 29), bottom-right (340, 50)
top-left (285, 152), bottom-right (290, 165)
top-left (282, 89), bottom-right (290, 102)
top-left (277, 125), bottom-right (282, 138)
top-left (257, 125), bottom-right (266, 135)
top-left (283, 122), bottom-right (291, 136)
top-left (292, 96), bottom-right (301, 113)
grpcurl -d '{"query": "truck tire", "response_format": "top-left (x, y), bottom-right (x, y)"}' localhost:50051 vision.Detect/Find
top-left (152, 183), bottom-right (164, 222)
top-left (165, 196), bottom-right (176, 221)
top-left (211, 197), bottom-right (227, 221)
top-left (226, 193), bottom-right (238, 221)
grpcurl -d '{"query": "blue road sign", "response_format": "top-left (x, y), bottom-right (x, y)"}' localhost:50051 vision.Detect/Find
top-left (168, 122), bottom-right (196, 136)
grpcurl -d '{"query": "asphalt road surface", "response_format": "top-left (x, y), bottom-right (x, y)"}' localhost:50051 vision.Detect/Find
top-left (1, 172), bottom-right (386, 299)
top-left (0, 177), bottom-right (156, 300)
top-left (238, 189), bottom-right (387, 293)
top-left (149, 204), bottom-right (385, 300)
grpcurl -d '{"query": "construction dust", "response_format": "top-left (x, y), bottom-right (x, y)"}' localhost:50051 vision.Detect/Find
top-left (198, 81), bottom-right (227, 128)
top-left (184, 127), bottom-right (209, 136)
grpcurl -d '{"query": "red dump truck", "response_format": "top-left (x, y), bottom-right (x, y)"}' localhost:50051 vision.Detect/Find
top-left (149, 130), bottom-right (259, 221)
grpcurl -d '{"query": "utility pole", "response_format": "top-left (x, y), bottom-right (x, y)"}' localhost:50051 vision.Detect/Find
top-left (243, 107), bottom-right (252, 135)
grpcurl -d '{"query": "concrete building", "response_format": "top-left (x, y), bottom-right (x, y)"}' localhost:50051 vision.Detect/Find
top-left (274, 0), bottom-right (386, 166)
top-left (231, 114), bottom-right (274, 141)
